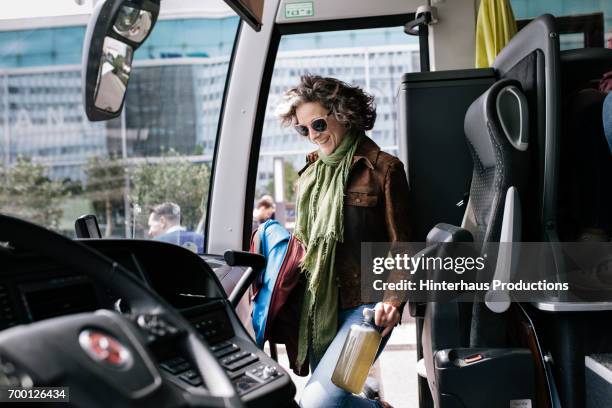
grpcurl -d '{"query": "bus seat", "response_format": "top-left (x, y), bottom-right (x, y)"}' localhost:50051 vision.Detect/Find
top-left (492, 14), bottom-right (561, 245)
top-left (558, 48), bottom-right (612, 240)
top-left (421, 78), bottom-right (533, 408)
top-left (560, 48), bottom-right (612, 97)
top-left (561, 88), bottom-right (612, 240)
top-left (463, 79), bottom-right (531, 347)
top-left (419, 15), bottom-right (563, 408)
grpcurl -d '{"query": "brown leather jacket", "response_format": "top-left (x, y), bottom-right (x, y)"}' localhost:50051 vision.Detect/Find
top-left (299, 136), bottom-right (411, 310)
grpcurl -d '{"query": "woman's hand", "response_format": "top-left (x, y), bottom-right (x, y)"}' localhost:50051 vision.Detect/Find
top-left (374, 302), bottom-right (401, 337)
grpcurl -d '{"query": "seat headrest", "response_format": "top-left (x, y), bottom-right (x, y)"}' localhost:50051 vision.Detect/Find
top-left (464, 79), bottom-right (529, 168)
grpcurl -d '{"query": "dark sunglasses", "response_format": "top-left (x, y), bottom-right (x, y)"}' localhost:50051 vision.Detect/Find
top-left (294, 112), bottom-right (332, 136)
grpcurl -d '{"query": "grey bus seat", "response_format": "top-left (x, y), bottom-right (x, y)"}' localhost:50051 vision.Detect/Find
top-left (558, 48), bottom-right (612, 240)
top-left (462, 79), bottom-right (529, 253)
top-left (463, 79), bottom-right (531, 347)
top-left (423, 78), bottom-right (532, 408)
top-left (418, 14), bottom-right (560, 408)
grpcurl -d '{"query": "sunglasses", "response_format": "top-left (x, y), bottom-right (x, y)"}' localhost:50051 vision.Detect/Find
top-left (294, 112), bottom-right (332, 136)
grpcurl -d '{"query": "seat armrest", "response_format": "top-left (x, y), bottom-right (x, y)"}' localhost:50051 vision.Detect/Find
top-left (485, 186), bottom-right (521, 313)
top-left (409, 224), bottom-right (474, 317)
top-left (426, 223), bottom-right (474, 245)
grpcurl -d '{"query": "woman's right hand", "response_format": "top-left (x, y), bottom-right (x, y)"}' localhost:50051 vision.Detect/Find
top-left (374, 302), bottom-right (400, 337)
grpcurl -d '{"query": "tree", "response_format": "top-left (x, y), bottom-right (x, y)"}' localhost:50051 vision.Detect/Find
top-left (84, 156), bottom-right (126, 237)
top-left (283, 162), bottom-right (299, 204)
top-left (129, 150), bottom-right (210, 231)
top-left (0, 157), bottom-right (70, 229)
top-left (264, 161), bottom-right (299, 204)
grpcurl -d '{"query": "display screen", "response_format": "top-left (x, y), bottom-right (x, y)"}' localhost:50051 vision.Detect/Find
top-left (21, 276), bottom-right (99, 321)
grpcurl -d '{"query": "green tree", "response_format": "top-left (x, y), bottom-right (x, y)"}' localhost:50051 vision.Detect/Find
top-left (283, 162), bottom-right (299, 204)
top-left (130, 150), bottom-right (210, 231)
top-left (265, 161), bottom-right (299, 204)
top-left (84, 156), bottom-right (126, 237)
top-left (0, 157), bottom-right (70, 229)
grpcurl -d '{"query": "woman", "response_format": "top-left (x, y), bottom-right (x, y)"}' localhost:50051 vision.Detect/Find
top-left (277, 75), bottom-right (411, 408)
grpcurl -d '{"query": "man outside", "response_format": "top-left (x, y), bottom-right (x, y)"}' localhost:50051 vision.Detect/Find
top-left (252, 195), bottom-right (276, 230)
top-left (148, 202), bottom-right (204, 253)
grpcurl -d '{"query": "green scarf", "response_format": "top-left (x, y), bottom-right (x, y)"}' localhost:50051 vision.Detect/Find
top-left (294, 130), bottom-right (363, 369)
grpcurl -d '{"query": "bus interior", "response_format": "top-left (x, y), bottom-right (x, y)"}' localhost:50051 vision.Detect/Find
top-left (0, 0), bottom-right (612, 407)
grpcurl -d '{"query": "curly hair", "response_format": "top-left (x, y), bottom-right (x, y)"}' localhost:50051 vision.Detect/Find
top-left (275, 74), bottom-right (376, 132)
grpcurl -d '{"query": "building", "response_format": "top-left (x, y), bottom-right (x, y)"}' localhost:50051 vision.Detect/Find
top-left (0, 1), bottom-right (608, 184)
top-left (0, 13), bottom-right (240, 182)
top-left (0, 65), bottom-right (107, 180)
top-left (0, 12), bottom-right (421, 185)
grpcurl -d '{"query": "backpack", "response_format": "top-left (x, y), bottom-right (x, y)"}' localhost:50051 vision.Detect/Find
top-left (250, 219), bottom-right (309, 376)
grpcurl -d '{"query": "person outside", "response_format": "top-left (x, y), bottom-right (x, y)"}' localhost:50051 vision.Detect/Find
top-left (147, 202), bottom-right (204, 253)
top-left (252, 195), bottom-right (276, 230)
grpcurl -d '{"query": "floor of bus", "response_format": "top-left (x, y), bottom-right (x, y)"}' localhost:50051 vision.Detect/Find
top-left (266, 315), bottom-right (418, 407)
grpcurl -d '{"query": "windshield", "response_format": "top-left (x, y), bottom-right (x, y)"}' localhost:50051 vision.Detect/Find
top-left (0, 0), bottom-right (239, 254)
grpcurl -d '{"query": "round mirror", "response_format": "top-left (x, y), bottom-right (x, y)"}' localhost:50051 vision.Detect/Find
top-left (113, 6), bottom-right (153, 44)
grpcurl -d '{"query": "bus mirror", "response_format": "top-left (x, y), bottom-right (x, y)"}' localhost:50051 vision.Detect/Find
top-left (93, 36), bottom-right (133, 115)
top-left (82, 0), bottom-right (160, 121)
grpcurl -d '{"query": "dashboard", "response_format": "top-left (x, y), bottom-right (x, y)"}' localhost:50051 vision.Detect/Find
top-left (0, 239), bottom-right (295, 407)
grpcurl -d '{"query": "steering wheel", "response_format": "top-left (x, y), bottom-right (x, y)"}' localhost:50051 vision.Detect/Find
top-left (0, 214), bottom-right (245, 408)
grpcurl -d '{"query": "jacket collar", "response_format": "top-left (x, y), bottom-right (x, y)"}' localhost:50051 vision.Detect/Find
top-left (352, 135), bottom-right (380, 169)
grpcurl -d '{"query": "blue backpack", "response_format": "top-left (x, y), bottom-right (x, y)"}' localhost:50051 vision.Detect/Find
top-left (250, 219), bottom-right (291, 348)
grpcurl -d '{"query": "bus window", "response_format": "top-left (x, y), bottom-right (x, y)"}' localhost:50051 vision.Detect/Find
top-left (0, 5), bottom-right (240, 254)
top-left (253, 26), bottom-right (419, 232)
top-left (512, 0), bottom-right (610, 49)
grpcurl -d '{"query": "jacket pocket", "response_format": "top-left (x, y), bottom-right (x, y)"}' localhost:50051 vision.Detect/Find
top-left (345, 191), bottom-right (378, 207)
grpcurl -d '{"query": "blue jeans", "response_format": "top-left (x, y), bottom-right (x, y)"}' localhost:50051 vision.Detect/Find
top-left (604, 92), bottom-right (612, 154)
top-left (299, 303), bottom-right (391, 408)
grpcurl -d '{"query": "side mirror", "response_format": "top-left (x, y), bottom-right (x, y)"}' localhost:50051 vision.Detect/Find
top-left (82, 0), bottom-right (160, 121)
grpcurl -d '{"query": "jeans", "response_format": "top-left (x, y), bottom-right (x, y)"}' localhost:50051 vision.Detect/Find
top-left (299, 303), bottom-right (392, 408)
top-left (604, 92), bottom-right (612, 154)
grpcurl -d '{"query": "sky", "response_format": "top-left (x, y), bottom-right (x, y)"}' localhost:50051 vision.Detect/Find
top-left (0, 0), bottom-right (233, 20)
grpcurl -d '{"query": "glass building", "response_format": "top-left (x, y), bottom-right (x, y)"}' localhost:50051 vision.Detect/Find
top-left (0, 15), bottom-right (420, 185)
top-left (0, 16), bottom-right (240, 183)
top-left (0, 66), bottom-right (107, 181)
top-left (0, 0), bottom-right (608, 193)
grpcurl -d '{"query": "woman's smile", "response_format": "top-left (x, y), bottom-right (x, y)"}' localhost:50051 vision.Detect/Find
top-left (314, 134), bottom-right (331, 147)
